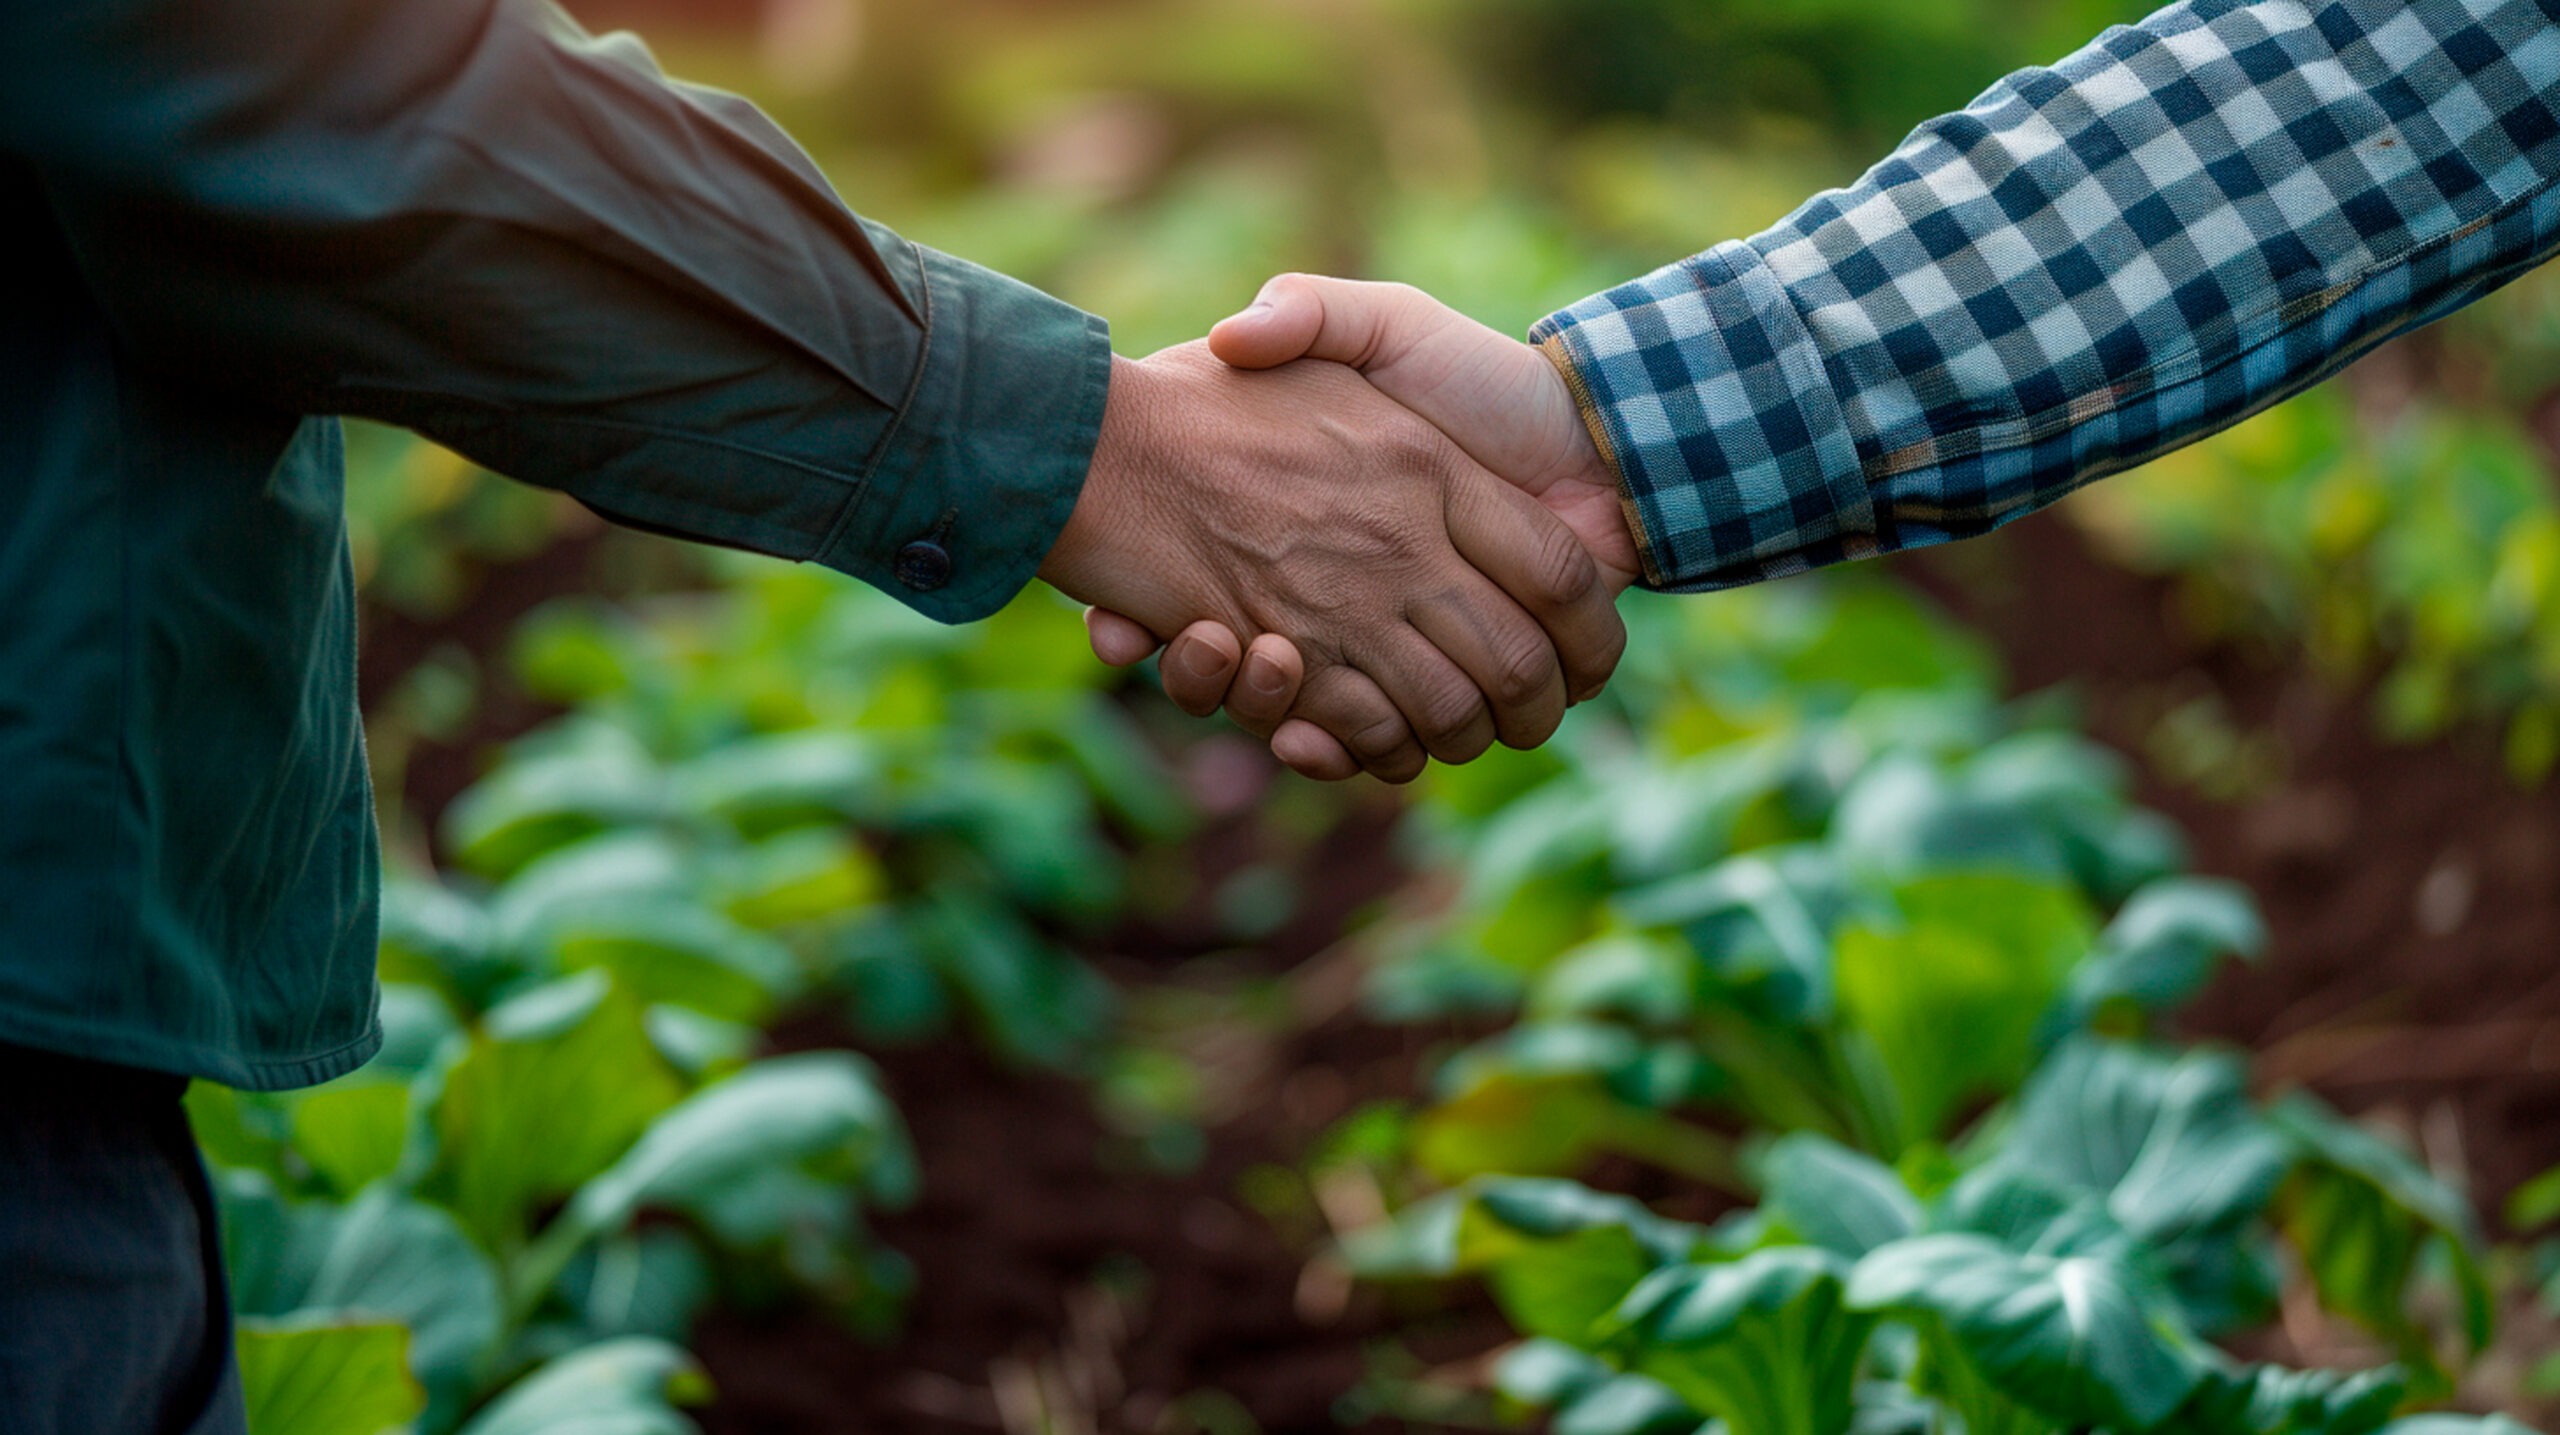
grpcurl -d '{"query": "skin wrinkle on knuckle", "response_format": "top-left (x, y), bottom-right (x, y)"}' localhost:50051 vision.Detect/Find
top-left (1412, 667), bottom-right (1490, 750)
top-left (1535, 526), bottom-right (1600, 609)
top-left (1347, 709), bottom-right (1415, 762)
top-left (1492, 626), bottom-right (1556, 709)
top-left (1577, 613), bottom-right (1631, 693)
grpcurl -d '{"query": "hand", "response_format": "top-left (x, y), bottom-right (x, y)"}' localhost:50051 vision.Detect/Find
top-left (1085, 275), bottom-right (1639, 779)
top-left (1043, 341), bottom-right (1625, 782)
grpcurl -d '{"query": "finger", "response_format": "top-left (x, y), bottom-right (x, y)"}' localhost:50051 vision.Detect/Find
top-left (1406, 570), bottom-right (1569, 751)
top-left (1225, 632), bottom-right (1306, 737)
top-left (1442, 472), bottom-right (1627, 704)
top-left (1159, 622), bottom-right (1244, 719)
top-left (1208, 274), bottom-right (1329, 370)
top-left (1362, 626), bottom-right (1499, 767)
top-left (1084, 607), bottom-right (1164, 667)
top-left (1208, 274), bottom-right (1455, 373)
top-left (1271, 719), bottom-right (1360, 782)
top-left (1291, 665), bottom-right (1428, 784)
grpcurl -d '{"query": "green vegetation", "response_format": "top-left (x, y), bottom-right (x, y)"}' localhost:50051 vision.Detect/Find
top-left (1313, 578), bottom-right (2509, 1432)
top-left (2074, 267), bottom-right (2560, 785)
top-left (198, 0), bottom-right (2560, 1428)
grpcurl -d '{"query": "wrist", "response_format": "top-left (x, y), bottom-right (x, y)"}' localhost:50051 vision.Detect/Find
top-left (1040, 353), bottom-right (1158, 601)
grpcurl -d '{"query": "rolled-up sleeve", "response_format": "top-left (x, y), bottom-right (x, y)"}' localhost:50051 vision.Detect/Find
top-left (0, 0), bottom-right (1107, 621)
top-left (1537, 0), bottom-right (2560, 592)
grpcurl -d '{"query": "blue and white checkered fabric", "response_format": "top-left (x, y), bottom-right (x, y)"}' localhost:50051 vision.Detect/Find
top-left (1535, 0), bottom-right (2560, 591)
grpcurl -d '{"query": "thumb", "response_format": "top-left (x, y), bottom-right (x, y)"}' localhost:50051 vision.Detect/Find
top-left (1207, 273), bottom-right (1333, 370)
top-left (1209, 273), bottom-right (1458, 374)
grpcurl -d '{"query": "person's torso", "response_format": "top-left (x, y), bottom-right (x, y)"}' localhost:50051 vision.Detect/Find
top-left (0, 157), bottom-right (380, 1090)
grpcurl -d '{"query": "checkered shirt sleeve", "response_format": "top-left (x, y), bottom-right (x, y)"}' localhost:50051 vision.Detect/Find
top-left (1534, 0), bottom-right (2560, 592)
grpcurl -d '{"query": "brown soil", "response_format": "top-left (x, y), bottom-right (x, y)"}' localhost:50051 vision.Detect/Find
top-left (689, 789), bottom-right (1512, 1435)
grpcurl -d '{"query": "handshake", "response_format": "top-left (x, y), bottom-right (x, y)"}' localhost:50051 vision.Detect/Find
top-left (1036, 275), bottom-right (1643, 784)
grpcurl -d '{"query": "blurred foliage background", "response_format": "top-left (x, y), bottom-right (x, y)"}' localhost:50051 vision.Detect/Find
top-left (297, 0), bottom-right (2560, 1429)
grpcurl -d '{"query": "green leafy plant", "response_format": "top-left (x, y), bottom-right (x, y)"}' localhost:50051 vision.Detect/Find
top-left (2074, 386), bottom-right (2560, 784)
top-left (195, 965), bottom-right (911, 1434)
top-left (1354, 1040), bottom-right (2505, 1435)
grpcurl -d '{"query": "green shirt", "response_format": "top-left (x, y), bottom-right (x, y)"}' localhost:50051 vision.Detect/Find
top-left (0, 0), bottom-right (1111, 1089)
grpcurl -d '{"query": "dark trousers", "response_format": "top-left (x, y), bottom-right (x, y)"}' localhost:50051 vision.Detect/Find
top-left (0, 1044), bottom-right (247, 1434)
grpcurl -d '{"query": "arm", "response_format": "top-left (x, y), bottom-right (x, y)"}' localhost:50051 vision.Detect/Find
top-left (2, 0), bottom-right (1625, 775)
top-left (1125, 0), bottom-right (2560, 774)
top-left (3, 0), bottom-right (1099, 622)
top-left (1544, 0), bottom-right (2560, 590)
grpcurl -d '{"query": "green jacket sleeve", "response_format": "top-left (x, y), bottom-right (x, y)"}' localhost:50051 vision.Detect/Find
top-left (0, 0), bottom-right (1108, 621)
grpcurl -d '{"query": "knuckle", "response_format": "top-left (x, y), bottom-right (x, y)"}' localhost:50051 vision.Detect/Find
top-left (1414, 674), bottom-right (1489, 749)
top-left (1576, 612), bottom-right (1631, 691)
top-left (1348, 709), bottom-right (1416, 762)
top-left (1531, 527), bottom-right (1600, 608)
top-left (1491, 628), bottom-right (1558, 707)
top-left (1382, 416), bottom-right (1449, 475)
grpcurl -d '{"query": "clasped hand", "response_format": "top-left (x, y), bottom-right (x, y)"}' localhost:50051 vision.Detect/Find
top-left (1038, 278), bottom-right (1640, 782)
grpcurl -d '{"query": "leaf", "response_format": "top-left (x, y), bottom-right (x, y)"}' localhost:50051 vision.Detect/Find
top-left (556, 1231), bottom-right (715, 1346)
top-left (189, 1081), bottom-right (292, 1181)
top-left (2269, 1095), bottom-right (2493, 1374)
top-left (2173, 1355), bottom-right (2407, 1435)
top-left (1494, 1339), bottom-right (1701, 1435)
top-left (1757, 1133), bottom-right (1921, 1258)
top-left (1605, 1248), bottom-right (1873, 1435)
top-left (377, 878), bottom-right (508, 1008)
top-left (1830, 753), bottom-right (2075, 887)
top-left (562, 1051), bottom-right (915, 1241)
top-left (443, 727), bottom-right (664, 879)
top-left (716, 828), bottom-right (882, 930)
top-left (2377, 1419), bottom-right (2545, 1435)
top-left (1416, 1027), bottom-right (1711, 1184)
top-left (1530, 932), bottom-right (1700, 1028)
top-left (516, 1052), bottom-right (916, 1322)
top-left (428, 975), bottom-right (686, 1255)
top-left (1616, 846), bottom-right (1865, 1025)
top-left (1846, 1232), bottom-right (2206, 1431)
top-left (289, 1081), bottom-right (413, 1198)
top-left (1930, 1167), bottom-right (2155, 1271)
top-left (219, 1176), bottom-right (505, 1424)
top-left (1830, 737), bottom-right (2183, 904)
top-left (1986, 1039), bottom-right (2292, 1327)
top-left (2058, 878), bottom-right (2265, 1030)
top-left (454, 1337), bottom-right (710, 1435)
top-left (1487, 1222), bottom-right (1661, 1345)
top-left (235, 1316), bottom-right (424, 1435)
top-left (1345, 1178), bottom-right (1705, 1287)
top-left (1833, 874), bottom-right (2092, 1151)
top-left (373, 983), bottom-right (465, 1077)
top-left (543, 896), bottom-right (801, 1025)
top-left (903, 895), bottom-right (1111, 1067)
top-left (666, 730), bottom-right (881, 837)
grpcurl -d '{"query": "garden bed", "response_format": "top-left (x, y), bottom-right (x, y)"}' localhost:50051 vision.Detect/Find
top-left (1910, 510), bottom-right (2560, 1220)
top-left (368, 510), bottom-right (2559, 1433)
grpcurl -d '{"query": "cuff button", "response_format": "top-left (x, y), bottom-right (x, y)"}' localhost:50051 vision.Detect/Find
top-left (894, 539), bottom-right (953, 592)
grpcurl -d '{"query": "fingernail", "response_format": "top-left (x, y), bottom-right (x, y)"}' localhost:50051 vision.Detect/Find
top-left (1239, 301), bottom-right (1272, 319)
top-left (1246, 654), bottom-right (1287, 696)
top-left (1179, 641), bottom-right (1229, 679)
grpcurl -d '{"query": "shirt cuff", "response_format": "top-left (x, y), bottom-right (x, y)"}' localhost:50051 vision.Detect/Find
top-left (1531, 240), bottom-right (1873, 592)
top-left (812, 243), bottom-right (1112, 623)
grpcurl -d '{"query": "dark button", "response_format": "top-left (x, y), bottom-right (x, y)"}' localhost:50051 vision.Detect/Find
top-left (894, 540), bottom-right (952, 591)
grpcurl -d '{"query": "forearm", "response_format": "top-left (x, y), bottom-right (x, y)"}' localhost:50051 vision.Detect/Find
top-left (1540, 0), bottom-right (2560, 591)
top-left (3, 0), bottom-right (1106, 620)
